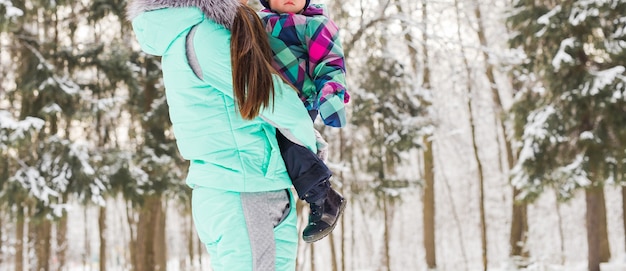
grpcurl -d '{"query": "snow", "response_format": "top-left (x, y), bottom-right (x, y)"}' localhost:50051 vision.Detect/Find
top-left (42, 103), bottom-right (63, 114)
top-left (69, 142), bottom-right (96, 175)
top-left (509, 105), bottom-right (557, 189)
top-left (14, 166), bottom-right (61, 205)
top-left (557, 155), bottom-right (591, 194)
top-left (582, 66), bottom-right (626, 96)
top-left (552, 38), bottom-right (576, 71)
top-left (579, 131), bottom-right (594, 141)
top-left (536, 5), bottom-right (562, 37)
top-left (0, 111), bottom-right (45, 141)
top-left (569, 3), bottom-right (599, 26)
top-left (0, 0), bottom-right (23, 18)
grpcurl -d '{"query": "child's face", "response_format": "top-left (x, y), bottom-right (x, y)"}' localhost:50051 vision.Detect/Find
top-left (268, 0), bottom-right (306, 13)
top-left (239, 0), bottom-right (248, 4)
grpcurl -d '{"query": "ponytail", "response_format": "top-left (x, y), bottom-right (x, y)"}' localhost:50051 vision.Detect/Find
top-left (230, 5), bottom-right (276, 120)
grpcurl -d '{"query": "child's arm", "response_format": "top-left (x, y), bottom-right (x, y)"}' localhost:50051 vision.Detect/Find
top-left (306, 16), bottom-right (350, 128)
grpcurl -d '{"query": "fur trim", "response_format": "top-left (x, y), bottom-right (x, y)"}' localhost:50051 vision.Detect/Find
top-left (127, 0), bottom-right (241, 29)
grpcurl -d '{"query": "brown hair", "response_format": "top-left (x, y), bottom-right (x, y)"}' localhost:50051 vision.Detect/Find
top-left (230, 4), bottom-right (276, 120)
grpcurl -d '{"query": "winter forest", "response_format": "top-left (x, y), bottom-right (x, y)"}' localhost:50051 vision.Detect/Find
top-left (1, 0), bottom-right (626, 271)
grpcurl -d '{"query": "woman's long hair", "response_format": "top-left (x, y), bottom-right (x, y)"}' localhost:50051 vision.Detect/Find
top-left (230, 4), bottom-right (276, 120)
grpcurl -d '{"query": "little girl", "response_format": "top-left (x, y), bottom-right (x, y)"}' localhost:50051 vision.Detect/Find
top-left (258, 0), bottom-right (350, 243)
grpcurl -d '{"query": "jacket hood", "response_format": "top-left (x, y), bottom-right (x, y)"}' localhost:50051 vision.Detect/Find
top-left (127, 0), bottom-right (240, 29)
top-left (259, 4), bottom-right (327, 18)
top-left (129, 0), bottom-right (239, 56)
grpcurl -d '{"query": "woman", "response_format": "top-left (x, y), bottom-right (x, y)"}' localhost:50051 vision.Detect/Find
top-left (128, 0), bottom-right (317, 270)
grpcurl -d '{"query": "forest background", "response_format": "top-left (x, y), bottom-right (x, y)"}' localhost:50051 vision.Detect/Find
top-left (1, 0), bottom-right (626, 271)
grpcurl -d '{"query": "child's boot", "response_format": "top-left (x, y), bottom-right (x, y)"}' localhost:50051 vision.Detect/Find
top-left (302, 187), bottom-right (346, 243)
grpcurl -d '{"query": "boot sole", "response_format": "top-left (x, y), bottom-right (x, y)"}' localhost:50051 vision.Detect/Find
top-left (302, 198), bottom-right (347, 243)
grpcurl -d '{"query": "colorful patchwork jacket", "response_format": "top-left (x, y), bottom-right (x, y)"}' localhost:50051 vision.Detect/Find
top-left (258, 4), bottom-right (350, 127)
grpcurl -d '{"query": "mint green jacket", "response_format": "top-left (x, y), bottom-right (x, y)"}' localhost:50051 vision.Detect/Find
top-left (132, 7), bottom-right (317, 192)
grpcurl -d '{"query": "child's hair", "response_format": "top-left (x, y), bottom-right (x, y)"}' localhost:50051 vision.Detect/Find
top-left (230, 4), bottom-right (276, 120)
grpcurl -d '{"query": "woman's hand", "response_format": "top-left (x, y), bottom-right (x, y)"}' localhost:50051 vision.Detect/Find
top-left (314, 129), bottom-right (328, 161)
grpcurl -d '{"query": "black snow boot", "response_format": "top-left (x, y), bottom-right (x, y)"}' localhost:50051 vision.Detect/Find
top-left (302, 187), bottom-right (346, 243)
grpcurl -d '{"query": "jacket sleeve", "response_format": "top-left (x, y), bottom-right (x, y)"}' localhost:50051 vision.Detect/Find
top-left (306, 16), bottom-right (350, 128)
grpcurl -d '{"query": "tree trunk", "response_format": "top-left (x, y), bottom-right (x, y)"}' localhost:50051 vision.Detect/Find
top-left (350, 201), bottom-right (355, 271)
top-left (339, 129), bottom-right (346, 271)
top-left (329, 231), bottom-right (338, 271)
top-left (585, 186), bottom-right (611, 271)
top-left (156, 200), bottom-right (168, 270)
top-left (0, 210), bottom-right (3, 267)
top-left (471, 0), bottom-right (530, 265)
top-left (416, 0), bottom-right (437, 268)
top-left (310, 242), bottom-right (316, 271)
top-left (134, 205), bottom-right (149, 271)
top-left (509, 187), bottom-right (529, 263)
top-left (35, 219), bottom-right (52, 271)
top-left (197, 237), bottom-right (204, 269)
top-left (555, 195), bottom-right (565, 265)
top-left (188, 206), bottom-right (195, 268)
top-left (623, 186), bottom-right (626, 255)
top-left (423, 139), bottom-right (436, 269)
top-left (470, 0), bottom-right (530, 264)
top-left (350, 161), bottom-right (358, 271)
top-left (439, 157), bottom-right (470, 271)
top-left (475, 124), bottom-right (488, 271)
top-left (83, 207), bottom-right (91, 270)
top-left (133, 194), bottom-right (165, 271)
top-left (15, 208), bottom-right (25, 271)
top-left (454, 0), bottom-right (488, 269)
top-left (126, 201), bottom-right (138, 270)
top-left (29, 216), bottom-right (37, 271)
top-left (392, 0), bottom-right (438, 267)
top-left (56, 212), bottom-right (68, 271)
top-left (99, 206), bottom-right (107, 271)
top-left (383, 195), bottom-right (391, 271)
top-left (0, 155), bottom-right (6, 267)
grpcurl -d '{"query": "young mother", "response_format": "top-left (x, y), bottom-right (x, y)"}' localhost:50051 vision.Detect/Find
top-left (128, 0), bottom-right (317, 270)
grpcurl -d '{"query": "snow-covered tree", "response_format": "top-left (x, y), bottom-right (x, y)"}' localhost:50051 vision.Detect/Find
top-left (1, 1), bottom-right (185, 269)
top-left (325, 1), bottom-right (434, 268)
top-left (507, 1), bottom-right (626, 270)
top-left (0, 1), bottom-right (113, 268)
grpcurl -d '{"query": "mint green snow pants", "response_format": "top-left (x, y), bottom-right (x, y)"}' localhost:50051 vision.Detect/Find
top-left (192, 186), bottom-right (298, 271)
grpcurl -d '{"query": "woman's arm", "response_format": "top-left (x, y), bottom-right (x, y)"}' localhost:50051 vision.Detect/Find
top-left (192, 21), bottom-right (317, 152)
top-left (258, 75), bottom-right (317, 153)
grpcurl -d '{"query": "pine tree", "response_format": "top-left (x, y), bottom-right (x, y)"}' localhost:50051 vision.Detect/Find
top-left (507, 1), bottom-right (626, 270)
top-left (328, 0), bottom-right (434, 268)
top-left (0, 0), bottom-right (111, 268)
top-left (348, 19), bottom-right (433, 270)
top-left (0, 1), bottom-right (187, 269)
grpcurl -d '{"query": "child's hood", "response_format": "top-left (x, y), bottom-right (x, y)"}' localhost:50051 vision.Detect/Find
top-left (259, 4), bottom-right (328, 18)
top-left (127, 0), bottom-right (239, 56)
top-left (301, 4), bottom-right (327, 17)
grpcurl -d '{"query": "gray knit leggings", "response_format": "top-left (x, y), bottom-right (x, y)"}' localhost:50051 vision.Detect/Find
top-left (240, 189), bottom-right (291, 270)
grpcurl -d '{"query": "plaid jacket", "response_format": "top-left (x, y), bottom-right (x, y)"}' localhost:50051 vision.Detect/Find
top-left (259, 5), bottom-right (350, 127)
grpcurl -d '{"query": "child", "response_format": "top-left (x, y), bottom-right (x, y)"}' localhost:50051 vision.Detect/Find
top-left (257, 0), bottom-right (350, 243)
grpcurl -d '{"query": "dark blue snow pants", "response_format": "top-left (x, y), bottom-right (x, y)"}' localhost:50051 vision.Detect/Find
top-left (276, 110), bottom-right (331, 203)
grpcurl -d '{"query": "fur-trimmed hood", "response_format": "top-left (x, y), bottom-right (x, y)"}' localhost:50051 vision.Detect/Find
top-left (127, 0), bottom-right (240, 29)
